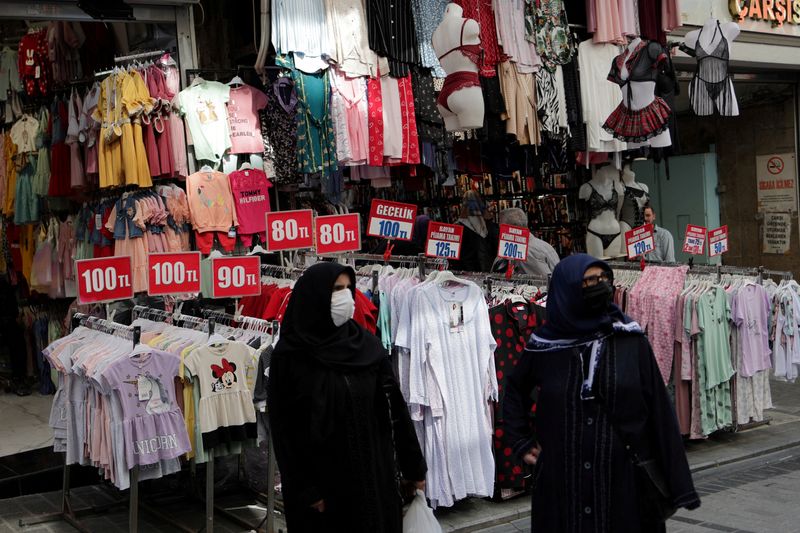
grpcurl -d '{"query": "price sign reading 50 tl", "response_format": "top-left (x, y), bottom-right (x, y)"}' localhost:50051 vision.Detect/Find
top-left (625, 224), bottom-right (655, 259)
top-left (709, 225), bottom-right (729, 257)
top-left (367, 199), bottom-right (417, 241)
top-left (497, 224), bottom-right (530, 261)
top-left (315, 213), bottom-right (361, 255)
top-left (211, 256), bottom-right (261, 298)
top-left (148, 252), bottom-right (201, 296)
top-left (425, 221), bottom-right (464, 260)
top-left (265, 209), bottom-right (314, 251)
top-left (76, 256), bottom-right (134, 304)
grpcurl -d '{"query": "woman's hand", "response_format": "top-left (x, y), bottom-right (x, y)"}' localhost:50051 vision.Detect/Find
top-left (310, 499), bottom-right (325, 512)
top-left (522, 443), bottom-right (542, 466)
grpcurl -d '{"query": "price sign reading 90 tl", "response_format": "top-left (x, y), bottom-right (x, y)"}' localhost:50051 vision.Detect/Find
top-left (367, 199), bottom-right (417, 241)
top-left (211, 256), bottom-right (261, 298)
top-left (265, 209), bottom-right (314, 251)
top-left (148, 252), bottom-right (202, 296)
top-left (315, 213), bottom-right (361, 255)
top-left (76, 256), bottom-right (135, 304)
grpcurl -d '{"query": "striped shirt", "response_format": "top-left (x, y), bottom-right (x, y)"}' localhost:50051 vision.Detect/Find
top-left (367, 0), bottom-right (420, 77)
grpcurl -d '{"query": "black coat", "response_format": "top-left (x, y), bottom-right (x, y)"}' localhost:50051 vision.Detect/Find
top-left (268, 353), bottom-right (426, 533)
top-left (503, 331), bottom-right (699, 533)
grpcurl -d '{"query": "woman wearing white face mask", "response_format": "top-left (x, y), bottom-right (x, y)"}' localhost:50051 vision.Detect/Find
top-left (268, 262), bottom-right (427, 533)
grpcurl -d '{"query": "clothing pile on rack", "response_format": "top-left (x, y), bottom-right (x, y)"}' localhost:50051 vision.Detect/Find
top-left (768, 278), bottom-right (800, 383)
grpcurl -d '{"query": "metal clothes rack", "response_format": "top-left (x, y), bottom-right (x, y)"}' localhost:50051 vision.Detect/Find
top-left (95, 49), bottom-right (166, 77)
top-left (342, 252), bottom-right (449, 280)
top-left (20, 314), bottom-right (140, 532)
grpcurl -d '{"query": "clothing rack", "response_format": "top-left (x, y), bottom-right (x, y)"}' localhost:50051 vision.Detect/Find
top-left (95, 49), bottom-right (166, 77)
top-left (341, 252), bottom-right (448, 280)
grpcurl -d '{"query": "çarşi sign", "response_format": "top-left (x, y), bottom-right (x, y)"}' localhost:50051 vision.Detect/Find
top-left (730, 0), bottom-right (800, 27)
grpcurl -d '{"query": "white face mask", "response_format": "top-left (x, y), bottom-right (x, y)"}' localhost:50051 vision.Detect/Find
top-left (330, 288), bottom-right (355, 327)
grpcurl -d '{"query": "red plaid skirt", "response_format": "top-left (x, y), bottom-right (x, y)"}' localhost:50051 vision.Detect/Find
top-left (603, 96), bottom-right (671, 142)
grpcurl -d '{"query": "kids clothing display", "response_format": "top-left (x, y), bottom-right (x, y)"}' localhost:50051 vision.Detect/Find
top-left (226, 84), bottom-right (268, 155)
top-left (186, 170), bottom-right (238, 233)
top-left (176, 80), bottom-right (231, 163)
top-left (227, 168), bottom-right (272, 241)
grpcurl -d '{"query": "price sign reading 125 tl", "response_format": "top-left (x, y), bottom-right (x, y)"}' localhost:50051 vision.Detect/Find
top-left (709, 225), bottom-right (729, 257)
top-left (148, 252), bottom-right (201, 296)
top-left (682, 224), bottom-right (707, 256)
top-left (367, 199), bottom-right (417, 241)
top-left (265, 209), bottom-right (314, 251)
top-left (316, 213), bottom-right (361, 255)
top-left (211, 256), bottom-right (261, 298)
top-left (76, 256), bottom-right (134, 304)
top-left (425, 221), bottom-right (464, 260)
top-left (625, 224), bottom-right (655, 259)
top-left (497, 224), bottom-right (530, 261)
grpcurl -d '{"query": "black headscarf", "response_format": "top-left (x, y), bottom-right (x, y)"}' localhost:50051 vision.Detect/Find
top-left (275, 262), bottom-right (386, 369)
top-left (536, 254), bottom-right (631, 341)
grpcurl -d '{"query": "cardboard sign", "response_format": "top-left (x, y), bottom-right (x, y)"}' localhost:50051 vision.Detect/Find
top-left (315, 213), bottom-right (361, 255)
top-left (148, 252), bottom-right (202, 296)
top-left (497, 224), bottom-right (530, 261)
top-left (265, 209), bottom-right (314, 251)
top-left (211, 256), bottom-right (261, 298)
top-left (709, 225), bottom-right (729, 257)
top-left (682, 224), bottom-right (707, 256)
top-left (76, 256), bottom-right (135, 304)
top-left (367, 199), bottom-right (417, 241)
top-left (425, 221), bottom-right (464, 260)
top-left (625, 224), bottom-right (655, 259)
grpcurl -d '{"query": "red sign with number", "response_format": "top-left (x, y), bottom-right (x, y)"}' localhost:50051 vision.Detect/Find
top-left (148, 252), bottom-right (201, 296)
top-left (709, 225), bottom-right (729, 257)
top-left (211, 256), bottom-right (262, 298)
top-left (76, 256), bottom-right (135, 304)
top-left (315, 213), bottom-right (362, 255)
top-left (425, 221), bottom-right (464, 260)
top-left (265, 209), bottom-right (314, 251)
top-left (682, 224), bottom-right (707, 256)
top-left (367, 199), bottom-right (417, 241)
top-left (497, 224), bottom-right (531, 261)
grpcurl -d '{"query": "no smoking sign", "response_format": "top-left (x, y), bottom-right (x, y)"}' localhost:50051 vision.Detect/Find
top-left (767, 156), bottom-right (784, 175)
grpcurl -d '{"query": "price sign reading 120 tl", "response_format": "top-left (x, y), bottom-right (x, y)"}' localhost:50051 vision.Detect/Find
top-left (497, 224), bottom-right (530, 261)
top-left (682, 224), bottom-right (707, 256)
top-left (315, 213), bottom-right (361, 255)
top-left (265, 209), bottom-right (314, 251)
top-left (425, 221), bottom-right (463, 259)
top-left (367, 199), bottom-right (417, 241)
top-left (148, 252), bottom-right (201, 296)
top-left (76, 256), bottom-right (134, 304)
top-left (211, 256), bottom-right (261, 298)
top-left (625, 224), bottom-right (655, 259)
top-left (709, 225), bottom-right (729, 257)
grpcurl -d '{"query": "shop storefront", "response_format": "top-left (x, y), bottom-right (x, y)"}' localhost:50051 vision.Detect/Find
top-left (0, 0), bottom-right (797, 531)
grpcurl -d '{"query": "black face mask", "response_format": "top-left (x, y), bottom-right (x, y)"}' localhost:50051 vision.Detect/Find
top-left (582, 281), bottom-right (613, 314)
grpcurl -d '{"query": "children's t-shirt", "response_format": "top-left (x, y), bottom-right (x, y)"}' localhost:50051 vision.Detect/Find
top-left (176, 81), bottom-right (231, 162)
top-left (10, 115), bottom-right (39, 153)
top-left (227, 84), bottom-right (268, 154)
top-left (227, 168), bottom-right (272, 237)
top-left (186, 170), bottom-right (239, 233)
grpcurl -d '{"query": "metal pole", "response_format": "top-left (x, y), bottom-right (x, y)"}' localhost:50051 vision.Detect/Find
top-left (266, 436), bottom-right (277, 533)
top-left (129, 465), bottom-right (139, 532)
top-left (206, 459), bottom-right (214, 532)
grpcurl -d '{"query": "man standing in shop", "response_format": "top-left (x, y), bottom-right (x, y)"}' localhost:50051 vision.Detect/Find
top-left (492, 208), bottom-right (560, 276)
top-left (644, 205), bottom-right (676, 263)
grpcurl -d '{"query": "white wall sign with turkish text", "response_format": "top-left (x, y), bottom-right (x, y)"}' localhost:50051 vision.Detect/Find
top-left (756, 153), bottom-right (798, 213)
top-left (763, 212), bottom-right (792, 254)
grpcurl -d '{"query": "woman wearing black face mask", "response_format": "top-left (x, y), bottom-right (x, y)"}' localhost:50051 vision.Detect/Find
top-left (502, 254), bottom-right (699, 533)
top-left (268, 263), bottom-right (427, 532)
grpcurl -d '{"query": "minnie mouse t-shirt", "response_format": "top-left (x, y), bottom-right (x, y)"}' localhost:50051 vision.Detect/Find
top-left (184, 342), bottom-right (257, 449)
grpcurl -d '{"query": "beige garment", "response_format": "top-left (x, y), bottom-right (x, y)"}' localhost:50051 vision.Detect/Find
top-left (497, 61), bottom-right (541, 146)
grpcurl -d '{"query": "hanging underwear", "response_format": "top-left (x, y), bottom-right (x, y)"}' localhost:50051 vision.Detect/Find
top-left (436, 19), bottom-right (483, 112)
top-left (587, 228), bottom-right (620, 250)
top-left (619, 186), bottom-right (647, 228)
top-left (689, 21), bottom-right (736, 116)
top-left (586, 183), bottom-right (618, 221)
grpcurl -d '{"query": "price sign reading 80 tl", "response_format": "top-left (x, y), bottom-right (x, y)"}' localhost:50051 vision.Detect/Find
top-left (265, 210), bottom-right (314, 251)
top-left (315, 213), bottom-right (362, 255)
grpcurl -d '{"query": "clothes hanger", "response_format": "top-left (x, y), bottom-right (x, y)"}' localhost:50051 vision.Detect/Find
top-left (228, 75), bottom-right (245, 87)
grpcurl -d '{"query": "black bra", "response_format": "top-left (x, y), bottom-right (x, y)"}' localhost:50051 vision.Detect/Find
top-left (587, 183), bottom-right (618, 220)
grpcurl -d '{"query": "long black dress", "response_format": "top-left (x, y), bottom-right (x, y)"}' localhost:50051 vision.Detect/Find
top-left (503, 331), bottom-right (700, 533)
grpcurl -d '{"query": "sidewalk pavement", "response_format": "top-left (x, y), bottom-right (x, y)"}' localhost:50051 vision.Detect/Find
top-left (1, 381), bottom-right (798, 533)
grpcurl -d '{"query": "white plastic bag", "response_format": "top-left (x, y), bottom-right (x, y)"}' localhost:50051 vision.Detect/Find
top-left (403, 490), bottom-right (442, 533)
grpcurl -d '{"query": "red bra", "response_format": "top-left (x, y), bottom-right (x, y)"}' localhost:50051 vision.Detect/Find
top-left (437, 19), bottom-right (482, 67)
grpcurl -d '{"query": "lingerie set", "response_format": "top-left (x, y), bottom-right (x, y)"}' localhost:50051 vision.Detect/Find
top-left (688, 21), bottom-right (738, 117)
top-left (436, 19), bottom-right (482, 112)
top-left (586, 183), bottom-right (620, 249)
top-left (619, 185), bottom-right (648, 228)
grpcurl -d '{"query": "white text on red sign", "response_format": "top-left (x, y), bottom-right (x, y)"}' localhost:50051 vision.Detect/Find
top-left (625, 224), bottom-right (654, 258)
top-left (497, 224), bottom-right (530, 261)
top-left (316, 213), bottom-right (362, 255)
top-left (367, 200), bottom-right (417, 241)
top-left (265, 210), bottom-right (314, 251)
top-left (148, 252), bottom-right (201, 296)
top-left (709, 226), bottom-right (729, 257)
top-left (76, 256), bottom-right (135, 304)
top-left (682, 224), bottom-right (707, 256)
top-left (425, 222), bottom-right (463, 260)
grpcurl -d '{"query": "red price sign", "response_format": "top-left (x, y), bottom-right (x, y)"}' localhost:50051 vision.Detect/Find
top-left (497, 224), bottom-right (530, 260)
top-left (265, 209), bottom-right (314, 251)
top-left (76, 256), bottom-right (134, 304)
top-left (367, 199), bottom-right (417, 241)
top-left (425, 221), bottom-right (464, 260)
top-left (682, 224), bottom-right (707, 255)
top-left (709, 225), bottom-right (729, 257)
top-left (315, 213), bottom-right (362, 255)
top-left (148, 252), bottom-right (201, 296)
top-left (211, 256), bottom-right (261, 298)
top-left (625, 224), bottom-right (655, 259)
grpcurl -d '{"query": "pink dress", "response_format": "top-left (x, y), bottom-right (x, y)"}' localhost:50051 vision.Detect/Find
top-left (66, 89), bottom-right (85, 188)
top-left (330, 68), bottom-right (369, 165)
top-left (161, 57), bottom-right (188, 177)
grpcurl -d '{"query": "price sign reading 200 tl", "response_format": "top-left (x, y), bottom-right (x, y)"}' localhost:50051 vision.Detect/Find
top-left (315, 213), bottom-right (361, 255)
top-left (76, 256), bottom-right (135, 304)
top-left (367, 199), bottom-right (417, 241)
top-left (211, 256), bottom-right (261, 298)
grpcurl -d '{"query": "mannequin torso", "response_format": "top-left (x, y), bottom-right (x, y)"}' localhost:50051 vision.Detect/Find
top-left (580, 166), bottom-right (624, 258)
top-left (684, 18), bottom-right (740, 116)
top-left (618, 166), bottom-right (649, 235)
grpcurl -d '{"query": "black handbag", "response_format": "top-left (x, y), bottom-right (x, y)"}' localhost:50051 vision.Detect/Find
top-left (595, 400), bottom-right (677, 522)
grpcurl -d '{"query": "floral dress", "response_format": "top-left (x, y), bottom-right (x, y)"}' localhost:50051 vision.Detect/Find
top-left (524, 0), bottom-right (576, 72)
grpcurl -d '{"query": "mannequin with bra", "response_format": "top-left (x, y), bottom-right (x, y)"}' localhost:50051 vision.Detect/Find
top-left (580, 165), bottom-right (624, 259)
top-left (432, 3), bottom-right (484, 131)
top-left (683, 18), bottom-right (740, 116)
top-left (618, 163), bottom-right (649, 237)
